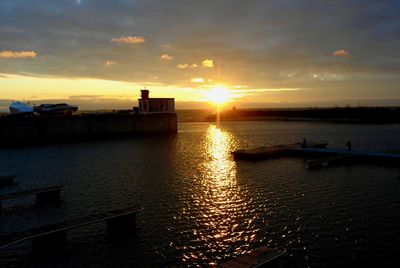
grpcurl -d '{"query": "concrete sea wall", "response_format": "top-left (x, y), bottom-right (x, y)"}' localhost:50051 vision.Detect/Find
top-left (0, 113), bottom-right (177, 146)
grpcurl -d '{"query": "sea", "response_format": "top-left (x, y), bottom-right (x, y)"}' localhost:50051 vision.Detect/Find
top-left (1, 118), bottom-right (400, 267)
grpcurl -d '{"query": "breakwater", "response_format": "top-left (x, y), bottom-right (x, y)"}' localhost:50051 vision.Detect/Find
top-left (0, 113), bottom-right (177, 146)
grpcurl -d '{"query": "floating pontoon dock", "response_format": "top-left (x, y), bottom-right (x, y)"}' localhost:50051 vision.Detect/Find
top-left (233, 143), bottom-right (400, 166)
top-left (233, 143), bottom-right (327, 161)
top-left (0, 206), bottom-right (142, 252)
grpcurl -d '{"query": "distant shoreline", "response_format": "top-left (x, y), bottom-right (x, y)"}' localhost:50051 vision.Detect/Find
top-left (204, 107), bottom-right (400, 124)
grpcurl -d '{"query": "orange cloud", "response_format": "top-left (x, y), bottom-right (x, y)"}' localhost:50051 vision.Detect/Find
top-left (105, 60), bottom-right (115, 67)
top-left (111, 36), bottom-right (145, 44)
top-left (202, 59), bottom-right (214, 67)
top-left (0, 50), bottom-right (37, 58)
top-left (177, 63), bottom-right (188, 69)
top-left (177, 63), bottom-right (199, 69)
top-left (190, 77), bottom-right (204, 83)
top-left (160, 54), bottom-right (174, 61)
top-left (333, 49), bottom-right (349, 57)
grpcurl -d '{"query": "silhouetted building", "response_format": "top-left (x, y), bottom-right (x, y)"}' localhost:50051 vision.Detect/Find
top-left (138, 89), bottom-right (175, 114)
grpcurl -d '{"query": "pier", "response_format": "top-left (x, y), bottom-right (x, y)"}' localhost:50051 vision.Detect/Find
top-left (233, 143), bottom-right (328, 161)
top-left (233, 144), bottom-right (400, 167)
top-left (0, 206), bottom-right (142, 252)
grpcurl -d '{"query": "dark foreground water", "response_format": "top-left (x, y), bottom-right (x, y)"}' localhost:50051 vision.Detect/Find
top-left (1, 121), bottom-right (400, 267)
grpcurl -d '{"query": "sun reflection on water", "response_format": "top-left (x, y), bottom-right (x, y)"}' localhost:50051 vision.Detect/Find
top-left (173, 124), bottom-right (262, 265)
top-left (202, 124), bottom-right (237, 186)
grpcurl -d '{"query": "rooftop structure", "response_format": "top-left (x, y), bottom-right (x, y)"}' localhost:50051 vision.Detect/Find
top-left (138, 89), bottom-right (175, 114)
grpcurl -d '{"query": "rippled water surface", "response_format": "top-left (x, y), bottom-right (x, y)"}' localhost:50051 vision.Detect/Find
top-left (1, 121), bottom-right (400, 267)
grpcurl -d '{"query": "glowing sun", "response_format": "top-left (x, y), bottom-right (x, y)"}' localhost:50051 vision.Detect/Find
top-left (207, 86), bottom-right (231, 104)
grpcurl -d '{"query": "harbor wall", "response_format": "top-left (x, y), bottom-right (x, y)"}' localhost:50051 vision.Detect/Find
top-left (0, 113), bottom-right (177, 146)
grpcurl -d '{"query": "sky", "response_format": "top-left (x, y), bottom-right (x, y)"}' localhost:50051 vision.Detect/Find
top-left (0, 0), bottom-right (399, 110)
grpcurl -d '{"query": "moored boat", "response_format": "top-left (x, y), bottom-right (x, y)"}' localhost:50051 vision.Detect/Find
top-left (9, 101), bottom-right (34, 115)
top-left (34, 103), bottom-right (78, 116)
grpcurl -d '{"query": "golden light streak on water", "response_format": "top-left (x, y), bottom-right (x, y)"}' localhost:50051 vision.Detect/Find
top-left (204, 124), bottom-right (237, 187)
top-left (190, 125), bottom-right (253, 257)
top-left (174, 124), bottom-right (264, 264)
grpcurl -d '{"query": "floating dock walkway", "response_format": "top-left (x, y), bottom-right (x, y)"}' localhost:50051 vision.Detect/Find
top-left (233, 143), bottom-right (327, 161)
top-left (233, 143), bottom-right (400, 166)
top-left (0, 206), bottom-right (142, 252)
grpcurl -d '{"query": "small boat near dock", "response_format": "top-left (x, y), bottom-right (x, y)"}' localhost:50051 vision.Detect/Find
top-left (34, 103), bottom-right (78, 116)
top-left (9, 101), bottom-right (34, 115)
top-left (220, 246), bottom-right (286, 268)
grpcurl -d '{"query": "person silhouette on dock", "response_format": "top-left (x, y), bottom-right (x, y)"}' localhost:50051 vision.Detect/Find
top-left (346, 140), bottom-right (352, 151)
top-left (301, 138), bottom-right (307, 148)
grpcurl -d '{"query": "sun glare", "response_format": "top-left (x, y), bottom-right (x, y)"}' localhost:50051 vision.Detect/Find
top-left (207, 86), bottom-right (231, 104)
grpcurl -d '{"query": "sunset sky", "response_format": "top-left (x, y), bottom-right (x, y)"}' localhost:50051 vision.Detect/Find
top-left (0, 0), bottom-right (399, 110)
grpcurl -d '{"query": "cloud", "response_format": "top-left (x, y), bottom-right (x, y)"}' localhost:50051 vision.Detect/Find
top-left (190, 77), bottom-right (204, 83)
top-left (0, 50), bottom-right (37, 59)
top-left (177, 63), bottom-right (188, 69)
top-left (105, 60), bottom-right (115, 67)
top-left (160, 54), bottom-right (173, 61)
top-left (111, 36), bottom-right (145, 44)
top-left (177, 63), bottom-right (199, 69)
top-left (202, 59), bottom-right (214, 68)
top-left (333, 49), bottom-right (350, 57)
